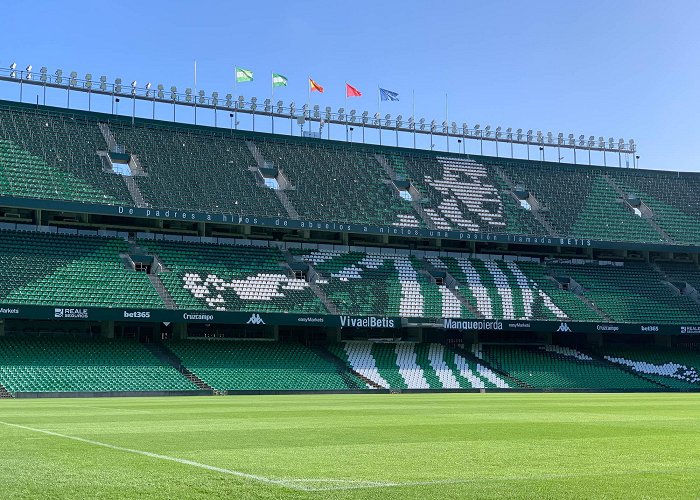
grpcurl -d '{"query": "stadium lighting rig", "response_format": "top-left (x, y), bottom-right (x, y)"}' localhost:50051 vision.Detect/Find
top-left (0, 63), bottom-right (638, 166)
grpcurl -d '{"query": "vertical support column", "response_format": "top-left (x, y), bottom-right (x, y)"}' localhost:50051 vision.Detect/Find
top-left (173, 323), bottom-right (188, 339)
top-left (101, 321), bottom-right (115, 339)
top-left (326, 327), bottom-right (342, 343)
top-left (0, 320), bottom-right (5, 337)
top-left (197, 222), bottom-right (206, 237)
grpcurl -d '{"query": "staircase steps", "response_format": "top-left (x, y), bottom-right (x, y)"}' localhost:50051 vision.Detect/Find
top-left (144, 343), bottom-right (214, 391)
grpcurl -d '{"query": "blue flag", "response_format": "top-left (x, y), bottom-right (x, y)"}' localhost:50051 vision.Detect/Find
top-left (379, 88), bottom-right (399, 101)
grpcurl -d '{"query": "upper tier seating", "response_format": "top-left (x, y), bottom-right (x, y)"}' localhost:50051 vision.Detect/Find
top-left (0, 337), bottom-right (196, 393)
top-left (546, 260), bottom-right (700, 323)
top-left (4, 101), bottom-right (700, 247)
top-left (292, 248), bottom-right (473, 318)
top-left (110, 123), bottom-right (287, 216)
top-left (0, 230), bottom-right (163, 308)
top-left (140, 239), bottom-right (327, 314)
top-left (166, 340), bottom-right (364, 391)
top-left (0, 105), bottom-right (130, 204)
top-left (256, 141), bottom-right (420, 227)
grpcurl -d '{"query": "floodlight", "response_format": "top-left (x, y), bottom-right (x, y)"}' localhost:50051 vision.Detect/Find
top-left (517, 128), bottom-right (524, 141)
top-left (114, 78), bottom-right (122, 93)
top-left (618, 138), bottom-right (624, 149)
top-left (289, 101), bottom-right (296, 115)
top-left (185, 88), bottom-right (192, 103)
top-left (451, 121), bottom-right (457, 134)
top-left (9, 62), bottom-right (16, 70)
top-left (263, 99), bottom-right (270, 112)
top-left (527, 129), bottom-right (534, 142)
top-left (211, 91), bottom-right (218, 106)
top-left (598, 136), bottom-right (605, 148)
top-left (238, 95), bottom-right (245, 108)
top-left (350, 109), bottom-right (357, 122)
top-left (276, 100), bottom-right (283, 113)
top-left (362, 111), bottom-right (369, 124)
top-left (608, 137), bottom-right (614, 148)
top-left (536, 131), bottom-right (543, 143)
top-left (373, 112), bottom-right (380, 125)
top-left (462, 122), bottom-right (468, 134)
top-left (198, 89), bottom-right (205, 104)
top-left (496, 126), bottom-right (502, 139)
top-left (419, 118), bottom-right (426, 131)
top-left (40, 67), bottom-right (47, 83)
top-left (579, 134), bottom-right (585, 146)
top-left (484, 125), bottom-right (491, 137)
top-left (226, 94), bottom-right (234, 107)
top-left (474, 124), bottom-right (481, 135)
top-left (506, 127), bottom-right (512, 139)
top-left (170, 86), bottom-right (178, 101)
top-left (338, 107), bottom-right (345, 120)
top-left (313, 105), bottom-right (320, 119)
top-left (325, 106), bottom-right (332, 120)
top-left (55, 69), bottom-right (63, 84)
top-left (568, 134), bottom-right (575, 146)
top-left (398, 115), bottom-right (404, 128)
top-left (158, 84), bottom-right (165, 99)
top-left (547, 132), bottom-right (553, 144)
top-left (430, 120), bottom-right (436, 132)
top-left (442, 121), bottom-right (448, 133)
top-left (250, 96), bottom-right (257, 111)
top-left (69, 71), bottom-right (77, 87)
top-left (25, 65), bottom-right (32, 80)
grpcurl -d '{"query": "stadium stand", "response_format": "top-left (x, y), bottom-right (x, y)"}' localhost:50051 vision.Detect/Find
top-left (0, 230), bottom-right (163, 308)
top-left (595, 345), bottom-right (700, 389)
top-left (0, 337), bottom-right (197, 393)
top-left (292, 248), bottom-right (472, 318)
top-left (474, 343), bottom-right (661, 389)
top-left (546, 260), bottom-right (700, 323)
top-left (329, 342), bottom-right (510, 389)
top-left (165, 340), bottom-right (365, 391)
top-left (139, 239), bottom-right (327, 313)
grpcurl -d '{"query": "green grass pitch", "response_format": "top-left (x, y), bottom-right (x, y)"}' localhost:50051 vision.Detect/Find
top-left (1, 393), bottom-right (699, 499)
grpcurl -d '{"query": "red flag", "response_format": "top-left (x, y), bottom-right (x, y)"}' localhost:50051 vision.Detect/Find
top-left (309, 78), bottom-right (324, 93)
top-left (346, 83), bottom-right (362, 97)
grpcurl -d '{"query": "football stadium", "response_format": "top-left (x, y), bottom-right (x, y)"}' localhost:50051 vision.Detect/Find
top-left (2, 3), bottom-right (700, 498)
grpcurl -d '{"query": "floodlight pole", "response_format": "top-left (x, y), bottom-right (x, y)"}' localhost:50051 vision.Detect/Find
top-left (19, 72), bottom-right (23, 102)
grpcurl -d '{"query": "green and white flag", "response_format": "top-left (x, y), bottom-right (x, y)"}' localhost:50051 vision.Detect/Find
top-left (272, 73), bottom-right (288, 87)
top-left (235, 68), bottom-right (253, 83)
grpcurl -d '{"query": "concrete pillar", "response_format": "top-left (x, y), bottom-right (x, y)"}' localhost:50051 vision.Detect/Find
top-left (243, 225), bottom-right (252, 236)
top-left (197, 222), bottom-right (206, 236)
top-left (101, 321), bottom-right (115, 339)
top-left (36, 208), bottom-right (42, 226)
top-left (341, 232), bottom-right (349, 245)
top-left (270, 325), bottom-right (279, 341)
top-left (326, 327), bottom-right (342, 343)
top-left (173, 323), bottom-right (188, 339)
top-left (0, 320), bottom-right (5, 337)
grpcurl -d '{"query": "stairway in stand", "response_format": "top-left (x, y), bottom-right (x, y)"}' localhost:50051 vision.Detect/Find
top-left (143, 342), bottom-right (214, 391)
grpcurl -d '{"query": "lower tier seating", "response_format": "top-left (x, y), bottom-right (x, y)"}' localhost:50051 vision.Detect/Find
top-left (474, 343), bottom-right (660, 389)
top-left (0, 338), bottom-right (196, 393)
top-left (165, 340), bottom-right (365, 391)
top-left (328, 341), bottom-right (510, 389)
top-left (596, 345), bottom-right (700, 389)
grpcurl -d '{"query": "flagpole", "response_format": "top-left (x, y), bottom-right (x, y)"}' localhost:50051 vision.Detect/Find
top-left (445, 92), bottom-right (449, 152)
top-left (412, 89), bottom-right (416, 149)
top-left (345, 81), bottom-right (348, 142)
top-left (194, 60), bottom-right (197, 125)
top-left (307, 76), bottom-right (311, 136)
top-left (271, 73), bottom-right (274, 134)
top-left (378, 86), bottom-right (382, 146)
top-left (234, 66), bottom-right (238, 130)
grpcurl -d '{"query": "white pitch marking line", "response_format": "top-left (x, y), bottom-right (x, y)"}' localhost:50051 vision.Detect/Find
top-left (0, 420), bottom-right (457, 492)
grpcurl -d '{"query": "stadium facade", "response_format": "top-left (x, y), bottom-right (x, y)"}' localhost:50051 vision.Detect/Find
top-left (0, 96), bottom-right (699, 398)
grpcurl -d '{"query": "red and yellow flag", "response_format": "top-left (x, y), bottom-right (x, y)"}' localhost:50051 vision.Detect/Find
top-left (309, 78), bottom-right (324, 93)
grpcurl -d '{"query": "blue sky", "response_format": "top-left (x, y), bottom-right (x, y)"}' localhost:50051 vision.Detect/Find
top-left (1, 1), bottom-right (699, 170)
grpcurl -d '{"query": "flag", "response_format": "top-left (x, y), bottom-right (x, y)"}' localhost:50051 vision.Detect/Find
top-left (379, 88), bottom-right (399, 101)
top-left (272, 73), bottom-right (288, 87)
top-left (236, 68), bottom-right (253, 83)
top-left (346, 83), bottom-right (362, 97)
top-left (309, 78), bottom-right (324, 93)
